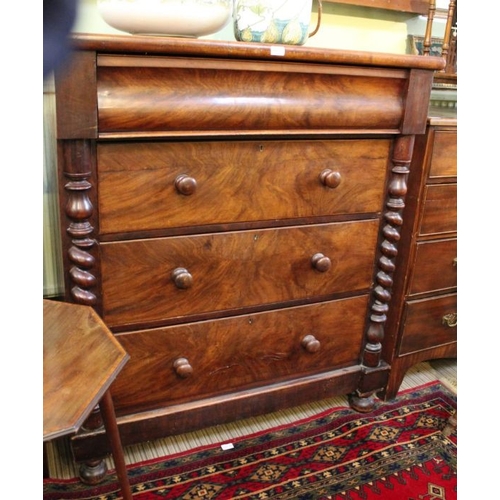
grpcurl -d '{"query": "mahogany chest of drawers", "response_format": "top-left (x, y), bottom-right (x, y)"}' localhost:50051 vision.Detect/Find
top-left (382, 115), bottom-right (457, 399)
top-left (53, 33), bottom-right (444, 474)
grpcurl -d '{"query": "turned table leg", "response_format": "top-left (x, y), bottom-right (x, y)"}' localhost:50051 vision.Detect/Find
top-left (99, 390), bottom-right (133, 500)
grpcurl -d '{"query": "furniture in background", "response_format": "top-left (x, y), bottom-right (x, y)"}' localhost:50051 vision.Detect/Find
top-left (43, 299), bottom-right (132, 498)
top-left (381, 113), bottom-right (457, 400)
top-left (53, 34), bottom-right (444, 480)
top-left (423, 0), bottom-right (457, 83)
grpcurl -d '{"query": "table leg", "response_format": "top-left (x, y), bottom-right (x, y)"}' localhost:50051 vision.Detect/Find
top-left (99, 390), bottom-right (133, 500)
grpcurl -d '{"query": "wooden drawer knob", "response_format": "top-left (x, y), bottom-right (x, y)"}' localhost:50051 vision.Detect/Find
top-left (175, 174), bottom-right (197, 195)
top-left (441, 313), bottom-right (457, 328)
top-left (301, 334), bottom-right (321, 353)
top-left (311, 253), bottom-right (331, 272)
top-left (173, 357), bottom-right (193, 378)
top-left (320, 169), bottom-right (342, 188)
top-left (171, 267), bottom-right (193, 289)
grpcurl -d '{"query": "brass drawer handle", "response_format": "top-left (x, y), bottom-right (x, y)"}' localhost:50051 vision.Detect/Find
top-left (175, 174), bottom-right (197, 195)
top-left (442, 313), bottom-right (457, 328)
top-left (319, 169), bottom-right (342, 189)
top-left (171, 267), bottom-right (193, 289)
top-left (311, 253), bottom-right (331, 272)
top-left (301, 334), bottom-right (321, 353)
top-left (453, 257), bottom-right (457, 267)
top-left (173, 357), bottom-right (193, 378)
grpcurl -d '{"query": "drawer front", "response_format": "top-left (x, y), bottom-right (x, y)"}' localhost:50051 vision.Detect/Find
top-left (428, 130), bottom-right (457, 178)
top-left (101, 220), bottom-right (379, 328)
top-left (399, 294), bottom-right (457, 356)
top-left (97, 140), bottom-right (389, 234)
top-left (111, 296), bottom-right (368, 415)
top-left (96, 57), bottom-right (406, 134)
top-left (419, 184), bottom-right (457, 236)
top-left (409, 239), bottom-right (457, 295)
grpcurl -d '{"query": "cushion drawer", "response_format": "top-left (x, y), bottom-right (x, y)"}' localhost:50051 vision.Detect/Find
top-left (409, 238), bottom-right (457, 295)
top-left (428, 130), bottom-right (457, 178)
top-left (398, 293), bottom-right (457, 356)
top-left (111, 296), bottom-right (368, 415)
top-left (97, 140), bottom-right (389, 234)
top-left (100, 219), bottom-right (379, 328)
top-left (419, 184), bottom-right (457, 236)
top-left (96, 57), bottom-right (405, 134)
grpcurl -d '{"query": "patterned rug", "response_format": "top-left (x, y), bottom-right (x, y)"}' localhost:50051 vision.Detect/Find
top-left (43, 381), bottom-right (457, 500)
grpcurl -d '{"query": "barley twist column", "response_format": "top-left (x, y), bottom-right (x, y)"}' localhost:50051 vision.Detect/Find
top-left (350, 135), bottom-right (415, 413)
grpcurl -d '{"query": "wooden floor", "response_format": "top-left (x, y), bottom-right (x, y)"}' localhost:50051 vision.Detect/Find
top-left (45, 358), bottom-right (457, 479)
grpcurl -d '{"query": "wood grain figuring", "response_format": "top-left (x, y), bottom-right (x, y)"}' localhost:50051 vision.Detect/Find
top-left (96, 61), bottom-right (406, 134)
top-left (100, 220), bottom-right (379, 328)
top-left (97, 140), bottom-right (389, 234)
top-left (43, 300), bottom-right (129, 440)
top-left (399, 293), bottom-right (457, 355)
top-left (409, 239), bottom-right (457, 295)
top-left (111, 296), bottom-right (368, 414)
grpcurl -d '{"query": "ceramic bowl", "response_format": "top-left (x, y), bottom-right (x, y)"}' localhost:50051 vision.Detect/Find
top-left (97, 0), bottom-right (233, 37)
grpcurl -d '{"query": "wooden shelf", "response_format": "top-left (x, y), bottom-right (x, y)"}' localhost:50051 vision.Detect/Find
top-left (323, 0), bottom-right (429, 15)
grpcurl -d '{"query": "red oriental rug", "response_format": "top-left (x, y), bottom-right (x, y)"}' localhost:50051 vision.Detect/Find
top-left (43, 381), bottom-right (457, 500)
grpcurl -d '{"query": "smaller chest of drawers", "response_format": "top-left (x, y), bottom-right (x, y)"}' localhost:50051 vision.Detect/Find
top-left (382, 115), bottom-right (457, 399)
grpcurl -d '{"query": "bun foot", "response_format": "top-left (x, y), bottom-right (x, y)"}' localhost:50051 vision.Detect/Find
top-left (78, 459), bottom-right (108, 485)
top-left (349, 393), bottom-right (377, 413)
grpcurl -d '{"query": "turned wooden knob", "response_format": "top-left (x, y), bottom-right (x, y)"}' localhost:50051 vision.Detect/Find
top-left (175, 174), bottom-right (197, 195)
top-left (171, 267), bottom-right (193, 289)
top-left (311, 253), bottom-right (331, 272)
top-left (320, 169), bottom-right (342, 188)
top-left (301, 334), bottom-right (321, 353)
top-left (173, 357), bottom-right (193, 378)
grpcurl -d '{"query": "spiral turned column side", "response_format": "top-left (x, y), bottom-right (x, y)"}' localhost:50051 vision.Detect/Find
top-left (60, 140), bottom-right (98, 307)
top-left (350, 135), bottom-right (415, 413)
top-left (59, 140), bottom-right (107, 484)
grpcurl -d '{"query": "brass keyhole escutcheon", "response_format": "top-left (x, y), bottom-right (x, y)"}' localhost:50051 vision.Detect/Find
top-left (441, 313), bottom-right (457, 328)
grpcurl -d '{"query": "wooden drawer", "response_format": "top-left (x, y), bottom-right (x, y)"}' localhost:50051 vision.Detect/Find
top-left (111, 296), bottom-right (368, 414)
top-left (398, 293), bottom-right (457, 356)
top-left (419, 184), bottom-right (457, 236)
top-left (97, 140), bottom-right (389, 234)
top-left (96, 56), bottom-right (406, 135)
top-left (100, 219), bottom-right (379, 328)
top-left (409, 239), bottom-right (457, 295)
top-left (428, 130), bottom-right (457, 178)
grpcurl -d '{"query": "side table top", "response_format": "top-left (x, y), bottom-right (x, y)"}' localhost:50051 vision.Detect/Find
top-left (43, 300), bottom-right (129, 441)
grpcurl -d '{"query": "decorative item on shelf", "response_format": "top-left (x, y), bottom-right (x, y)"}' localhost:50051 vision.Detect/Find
top-left (97, 0), bottom-right (233, 37)
top-left (233, 0), bottom-right (322, 45)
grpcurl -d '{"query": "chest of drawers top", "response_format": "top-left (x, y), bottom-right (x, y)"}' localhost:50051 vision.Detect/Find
top-left (55, 33), bottom-right (444, 141)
